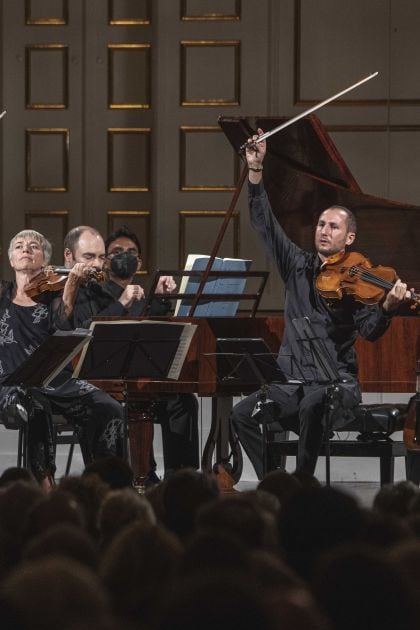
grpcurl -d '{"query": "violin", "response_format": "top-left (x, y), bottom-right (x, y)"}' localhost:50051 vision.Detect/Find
top-left (24, 266), bottom-right (105, 300)
top-left (316, 251), bottom-right (420, 309)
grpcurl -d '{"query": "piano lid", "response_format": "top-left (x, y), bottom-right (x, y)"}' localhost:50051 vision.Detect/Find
top-left (219, 115), bottom-right (420, 288)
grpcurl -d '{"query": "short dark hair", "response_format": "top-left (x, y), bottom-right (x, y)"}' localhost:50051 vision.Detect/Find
top-left (323, 205), bottom-right (357, 234)
top-left (64, 226), bottom-right (101, 256)
top-left (105, 225), bottom-right (141, 256)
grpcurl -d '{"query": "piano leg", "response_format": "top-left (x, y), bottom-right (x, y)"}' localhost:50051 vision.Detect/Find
top-left (128, 401), bottom-right (155, 492)
top-left (201, 396), bottom-right (243, 483)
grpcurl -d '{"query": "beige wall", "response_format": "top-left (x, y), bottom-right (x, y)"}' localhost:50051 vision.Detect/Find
top-left (1, 0), bottom-right (419, 308)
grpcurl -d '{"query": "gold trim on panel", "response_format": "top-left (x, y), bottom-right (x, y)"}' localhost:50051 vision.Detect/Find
top-left (325, 124), bottom-right (420, 132)
top-left (180, 126), bottom-right (239, 191)
top-left (180, 0), bottom-right (241, 21)
top-left (108, 128), bottom-right (151, 192)
top-left (108, 44), bottom-right (151, 109)
top-left (25, 45), bottom-right (69, 110)
top-left (180, 40), bottom-right (241, 106)
top-left (178, 210), bottom-right (240, 268)
top-left (107, 210), bottom-right (151, 274)
top-left (24, 210), bottom-right (69, 237)
top-left (293, 0), bottom-right (420, 106)
top-left (108, 0), bottom-right (151, 25)
top-left (25, 0), bottom-right (69, 25)
top-left (26, 129), bottom-right (69, 192)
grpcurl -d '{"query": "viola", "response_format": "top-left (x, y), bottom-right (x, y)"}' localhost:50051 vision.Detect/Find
top-left (24, 266), bottom-right (105, 300)
top-left (316, 251), bottom-right (420, 309)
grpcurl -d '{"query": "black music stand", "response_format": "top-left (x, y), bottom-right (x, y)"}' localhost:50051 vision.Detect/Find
top-left (1, 329), bottom-right (91, 466)
top-left (201, 337), bottom-right (288, 477)
top-left (73, 320), bottom-right (197, 460)
top-left (292, 316), bottom-right (344, 486)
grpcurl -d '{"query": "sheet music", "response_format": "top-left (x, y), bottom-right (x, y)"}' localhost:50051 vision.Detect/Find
top-left (73, 319), bottom-right (197, 381)
top-left (167, 322), bottom-right (197, 380)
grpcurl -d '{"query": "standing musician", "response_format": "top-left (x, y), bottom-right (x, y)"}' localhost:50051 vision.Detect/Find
top-left (66, 225), bottom-right (199, 482)
top-left (0, 230), bottom-right (124, 487)
top-left (231, 130), bottom-right (412, 480)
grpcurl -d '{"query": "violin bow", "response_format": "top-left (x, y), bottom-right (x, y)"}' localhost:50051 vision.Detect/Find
top-left (240, 71), bottom-right (379, 152)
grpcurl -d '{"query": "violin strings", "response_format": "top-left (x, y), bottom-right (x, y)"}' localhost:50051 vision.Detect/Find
top-left (351, 266), bottom-right (394, 290)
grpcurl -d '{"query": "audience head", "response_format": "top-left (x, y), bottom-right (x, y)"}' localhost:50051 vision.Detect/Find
top-left (196, 493), bottom-right (279, 551)
top-left (278, 486), bottom-right (366, 581)
top-left (258, 470), bottom-right (302, 507)
top-left (83, 456), bottom-right (134, 490)
top-left (313, 543), bottom-right (418, 630)
top-left (0, 467), bottom-right (36, 488)
top-left (373, 480), bottom-right (420, 518)
top-left (101, 522), bottom-right (182, 626)
top-left (22, 523), bottom-right (98, 571)
top-left (163, 469), bottom-right (219, 540)
top-left (98, 487), bottom-right (156, 548)
top-left (0, 557), bottom-right (110, 630)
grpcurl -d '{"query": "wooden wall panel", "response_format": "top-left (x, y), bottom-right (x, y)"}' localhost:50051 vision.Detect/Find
top-left (0, 0), bottom-right (419, 305)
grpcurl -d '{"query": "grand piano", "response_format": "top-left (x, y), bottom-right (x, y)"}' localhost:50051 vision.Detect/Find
top-left (92, 115), bottom-right (419, 481)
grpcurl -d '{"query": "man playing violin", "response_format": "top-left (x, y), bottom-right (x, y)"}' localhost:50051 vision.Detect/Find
top-left (66, 225), bottom-right (199, 483)
top-left (0, 230), bottom-right (124, 487)
top-left (231, 130), bottom-right (411, 480)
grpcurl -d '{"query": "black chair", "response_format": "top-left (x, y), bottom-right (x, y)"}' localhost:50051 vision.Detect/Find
top-left (264, 403), bottom-right (409, 485)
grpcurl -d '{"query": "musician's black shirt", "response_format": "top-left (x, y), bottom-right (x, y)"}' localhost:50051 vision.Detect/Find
top-left (249, 181), bottom-right (392, 384)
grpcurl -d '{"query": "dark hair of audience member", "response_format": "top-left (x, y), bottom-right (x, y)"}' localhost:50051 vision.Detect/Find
top-left (0, 481), bottom-right (44, 573)
top-left (292, 470), bottom-right (321, 490)
top-left (162, 469), bottom-right (219, 541)
top-left (361, 508), bottom-right (414, 549)
top-left (22, 490), bottom-right (85, 543)
top-left (145, 478), bottom-right (167, 524)
top-left (98, 487), bottom-right (156, 550)
top-left (0, 467), bottom-right (36, 488)
top-left (83, 456), bottom-right (134, 490)
top-left (196, 493), bottom-right (279, 551)
top-left (100, 522), bottom-right (183, 627)
top-left (22, 523), bottom-right (98, 571)
top-left (251, 550), bottom-right (330, 630)
top-left (389, 540), bottom-right (420, 599)
top-left (0, 556), bottom-right (110, 630)
top-left (58, 474), bottom-right (110, 539)
top-left (258, 469), bottom-right (302, 506)
top-left (180, 531), bottom-right (251, 579)
top-left (156, 573), bottom-right (272, 630)
top-left (312, 543), bottom-right (419, 630)
top-left (373, 480), bottom-right (420, 518)
top-left (278, 486), bottom-right (366, 581)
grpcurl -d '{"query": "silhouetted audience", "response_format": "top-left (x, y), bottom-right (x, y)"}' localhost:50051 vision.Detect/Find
top-left (1, 460), bottom-right (420, 630)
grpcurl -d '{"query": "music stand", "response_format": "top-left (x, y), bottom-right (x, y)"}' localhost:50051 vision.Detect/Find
top-left (202, 337), bottom-right (289, 475)
top-left (1, 329), bottom-right (91, 466)
top-left (292, 316), bottom-right (344, 486)
top-left (73, 320), bottom-right (197, 461)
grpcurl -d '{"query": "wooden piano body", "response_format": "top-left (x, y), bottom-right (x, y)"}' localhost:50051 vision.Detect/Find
top-left (88, 315), bottom-right (419, 480)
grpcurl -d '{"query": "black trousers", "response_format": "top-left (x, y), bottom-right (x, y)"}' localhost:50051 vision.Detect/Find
top-left (0, 382), bottom-right (124, 481)
top-left (231, 381), bottom-right (360, 480)
top-left (154, 394), bottom-right (199, 477)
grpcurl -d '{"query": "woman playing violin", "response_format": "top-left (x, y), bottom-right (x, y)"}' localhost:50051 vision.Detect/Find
top-left (231, 129), bottom-right (412, 480)
top-left (0, 229), bottom-right (124, 487)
